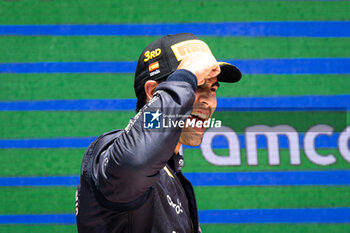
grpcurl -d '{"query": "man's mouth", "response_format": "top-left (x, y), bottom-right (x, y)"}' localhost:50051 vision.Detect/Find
top-left (188, 110), bottom-right (210, 133)
top-left (191, 111), bottom-right (209, 121)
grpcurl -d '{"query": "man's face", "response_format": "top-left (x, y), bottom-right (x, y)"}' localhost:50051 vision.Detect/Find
top-left (179, 76), bottom-right (219, 146)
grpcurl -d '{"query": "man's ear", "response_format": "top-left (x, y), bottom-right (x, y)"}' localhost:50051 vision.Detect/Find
top-left (144, 80), bottom-right (159, 101)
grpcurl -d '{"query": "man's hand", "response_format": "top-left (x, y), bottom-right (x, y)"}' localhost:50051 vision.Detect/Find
top-left (177, 52), bottom-right (221, 86)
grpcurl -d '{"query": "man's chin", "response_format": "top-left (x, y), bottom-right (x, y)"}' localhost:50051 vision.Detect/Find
top-left (179, 129), bottom-right (204, 147)
top-left (182, 140), bottom-right (202, 147)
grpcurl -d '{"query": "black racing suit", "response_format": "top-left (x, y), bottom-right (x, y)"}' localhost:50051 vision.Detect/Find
top-left (76, 69), bottom-right (202, 233)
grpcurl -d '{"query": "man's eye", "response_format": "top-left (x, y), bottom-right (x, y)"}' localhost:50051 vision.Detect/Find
top-left (211, 87), bottom-right (217, 92)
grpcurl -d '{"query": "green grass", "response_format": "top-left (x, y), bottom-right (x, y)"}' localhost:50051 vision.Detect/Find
top-left (1, 74), bottom-right (349, 101)
top-left (0, 148), bottom-right (349, 177)
top-left (1, 37), bottom-right (349, 63)
top-left (1, 0), bottom-right (349, 24)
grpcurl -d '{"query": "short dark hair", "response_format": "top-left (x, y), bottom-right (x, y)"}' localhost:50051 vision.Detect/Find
top-left (135, 77), bottom-right (167, 112)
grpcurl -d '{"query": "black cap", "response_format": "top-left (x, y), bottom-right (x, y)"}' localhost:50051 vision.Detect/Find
top-left (134, 33), bottom-right (242, 99)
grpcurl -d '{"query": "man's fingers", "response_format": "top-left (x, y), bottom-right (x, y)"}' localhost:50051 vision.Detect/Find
top-left (176, 52), bottom-right (220, 84)
top-left (209, 64), bottom-right (221, 78)
top-left (198, 79), bottom-right (205, 86)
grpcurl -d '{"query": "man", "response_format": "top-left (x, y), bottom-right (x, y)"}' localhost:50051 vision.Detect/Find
top-left (76, 33), bottom-right (241, 233)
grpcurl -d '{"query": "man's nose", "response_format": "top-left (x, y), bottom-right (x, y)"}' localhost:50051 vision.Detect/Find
top-left (198, 93), bottom-right (215, 107)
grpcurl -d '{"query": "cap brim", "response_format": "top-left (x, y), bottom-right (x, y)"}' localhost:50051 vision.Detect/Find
top-left (218, 62), bottom-right (242, 83)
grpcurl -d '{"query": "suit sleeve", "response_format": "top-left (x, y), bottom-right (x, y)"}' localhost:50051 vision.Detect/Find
top-left (95, 69), bottom-right (197, 203)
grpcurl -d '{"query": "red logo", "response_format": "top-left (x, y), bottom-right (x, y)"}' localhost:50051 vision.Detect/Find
top-left (149, 61), bottom-right (159, 72)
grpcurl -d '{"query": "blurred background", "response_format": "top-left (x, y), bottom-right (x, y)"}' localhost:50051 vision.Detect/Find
top-left (0, 0), bottom-right (349, 232)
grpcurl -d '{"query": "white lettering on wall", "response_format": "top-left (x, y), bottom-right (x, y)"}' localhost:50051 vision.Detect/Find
top-left (201, 126), bottom-right (241, 166)
top-left (304, 124), bottom-right (336, 166)
top-left (194, 124), bottom-right (350, 166)
top-left (339, 126), bottom-right (350, 163)
top-left (245, 125), bottom-right (300, 166)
